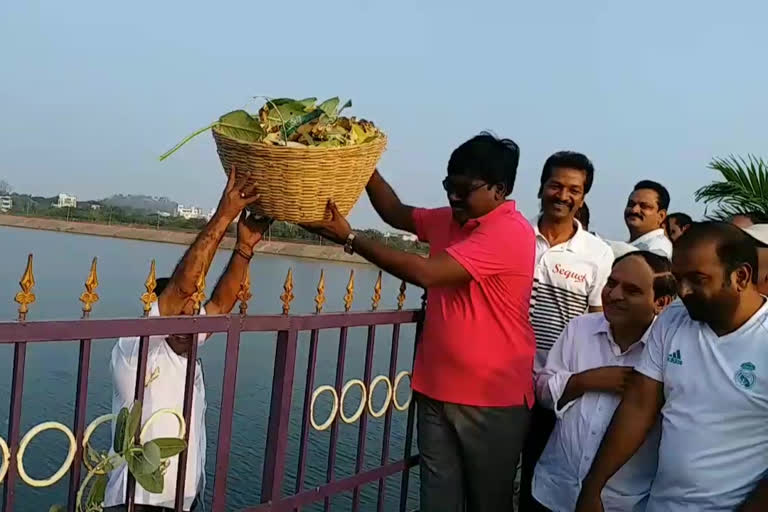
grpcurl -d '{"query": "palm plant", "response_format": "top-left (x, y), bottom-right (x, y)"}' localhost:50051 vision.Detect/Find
top-left (695, 155), bottom-right (768, 221)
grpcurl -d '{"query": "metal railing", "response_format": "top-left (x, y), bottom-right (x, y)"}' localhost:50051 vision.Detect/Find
top-left (0, 255), bottom-right (422, 511)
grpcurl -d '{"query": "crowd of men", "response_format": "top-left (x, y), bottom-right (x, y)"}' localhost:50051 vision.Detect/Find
top-left (106, 132), bottom-right (768, 511)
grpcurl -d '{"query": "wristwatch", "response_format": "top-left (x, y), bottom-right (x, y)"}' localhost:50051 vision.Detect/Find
top-left (343, 233), bottom-right (356, 255)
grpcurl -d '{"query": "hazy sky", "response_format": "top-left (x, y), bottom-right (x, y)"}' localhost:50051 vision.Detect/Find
top-left (2, 1), bottom-right (767, 238)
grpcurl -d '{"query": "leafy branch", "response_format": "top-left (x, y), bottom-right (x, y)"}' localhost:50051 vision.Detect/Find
top-left (695, 155), bottom-right (768, 221)
top-left (50, 402), bottom-right (187, 512)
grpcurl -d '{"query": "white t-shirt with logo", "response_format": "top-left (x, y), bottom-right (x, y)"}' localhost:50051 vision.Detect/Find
top-left (530, 218), bottom-right (615, 371)
top-left (630, 228), bottom-right (673, 259)
top-left (635, 300), bottom-right (768, 511)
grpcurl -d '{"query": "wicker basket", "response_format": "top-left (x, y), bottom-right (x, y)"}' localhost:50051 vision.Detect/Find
top-left (213, 128), bottom-right (387, 223)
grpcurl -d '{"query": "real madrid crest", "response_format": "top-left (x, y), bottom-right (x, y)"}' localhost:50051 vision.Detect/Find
top-left (735, 362), bottom-right (757, 389)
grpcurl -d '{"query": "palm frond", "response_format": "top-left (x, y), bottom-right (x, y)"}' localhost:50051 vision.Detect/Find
top-left (695, 154), bottom-right (768, 219)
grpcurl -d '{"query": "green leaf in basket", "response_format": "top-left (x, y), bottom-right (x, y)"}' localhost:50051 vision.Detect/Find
top-left (271, 97), bottom-right (317, 109)
top-left (284, 109), bottom-right (323, 137)
top-left (338, 99), bottom-right (352, 115)
top-left (215, 110), bottom-right (266, 142)
top-left (318, 97), bottom-right (340, 116)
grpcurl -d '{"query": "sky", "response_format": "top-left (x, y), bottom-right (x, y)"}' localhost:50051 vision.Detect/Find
top-left (1, 1), bottom-right (767, 239)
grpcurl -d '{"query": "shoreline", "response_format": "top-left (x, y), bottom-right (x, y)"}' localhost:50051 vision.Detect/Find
top-left (0, 214), bottom-right (370, 265)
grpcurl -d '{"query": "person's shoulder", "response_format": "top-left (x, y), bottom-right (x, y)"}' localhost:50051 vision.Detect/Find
top-left (568, 312), bottom-right (605, 331)
top-left (655, 300), bottom-right (691, 329)
top-left (578, 230), bottom-right (613, 256)
top-left (490, 203), bottom-right (534, 236)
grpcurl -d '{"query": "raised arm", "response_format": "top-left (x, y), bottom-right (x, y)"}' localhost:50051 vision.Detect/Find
top-left (575, 373), bottom-right (664, 512)
top-left (366, 170), bottom-right (417, 234)
top-left (158, 168), bottom-right (260, 316)
top-left (205, 212), bottom-right (271, 315)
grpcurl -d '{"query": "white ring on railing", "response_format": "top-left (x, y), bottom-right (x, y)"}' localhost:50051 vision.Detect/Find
top-left (17, 422), bottom-right (76, 487)
top-left (0, 435), bottom-right (10, 485)
top-left (140, 409), bottom-right (186, 443)
top-left (310, 385), bottom-right (339, 431)
top-left (82, 414), bottom-right (116, 474)
top-left (339, 379), bottom-right (367, 424)
top-left (392, 371), bottom-right (413, 411)
top-left (367, 375), bottom-right (393, 418)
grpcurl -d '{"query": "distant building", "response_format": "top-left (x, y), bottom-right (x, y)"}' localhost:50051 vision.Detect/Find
top-left (90, 204), bottom-right (102, 210)
top-left (53, 193), bottom-right (77, 208)
top-left (385, 231), bottom-right (418, 242)
top-left (0, 195), bottom-right (12, 212)
top-left (176, 204), bottom-right (206, 220)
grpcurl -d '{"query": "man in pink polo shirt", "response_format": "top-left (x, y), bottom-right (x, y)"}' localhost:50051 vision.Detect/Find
top-left (304, 132), bottom-right (536, 512)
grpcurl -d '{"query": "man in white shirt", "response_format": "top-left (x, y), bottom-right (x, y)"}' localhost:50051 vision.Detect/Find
top-left (520, 151), bottom-right (614, 510)
top-left (532, 250), bottom-right (676, 511)
top-left (105, 170), bottom-right (269, 511)
top-left (576, 221), bottom-right (768, 512)
top-left (624, 180), bottom-right (673, 259)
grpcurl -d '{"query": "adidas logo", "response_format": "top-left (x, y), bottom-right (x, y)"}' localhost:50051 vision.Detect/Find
top-left (667, 349), bottom-right (683, 365)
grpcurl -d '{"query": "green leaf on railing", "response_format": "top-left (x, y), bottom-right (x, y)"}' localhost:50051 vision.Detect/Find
top-left (143, 440), bottom-right (161, 469)
top-left (114, 408), bottom-right (128, 453)
top-left (124, 402), bottom-right (142, 452)
top-left (153, 437), bottom-right (187, 458)
top-left (87, 474), bottom-right (107, 508)
top-left (127, 447), bottom-right (160, 477)
top-left (49, 506), bottom-right (66, 512)
top-left (134, 468), bottom-right (164, 494)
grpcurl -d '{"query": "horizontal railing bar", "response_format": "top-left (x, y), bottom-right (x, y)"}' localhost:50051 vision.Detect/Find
top-left (0, 311), bottom-right (420, 343)
top-left (245, 455), bottom-right (419, 512)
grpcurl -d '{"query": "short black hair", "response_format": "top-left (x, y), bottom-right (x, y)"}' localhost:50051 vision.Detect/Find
top-left (575, 202), bottom-right (590, 231)
top-left (675, 221), bottom-right (758, 284)
top-left (155, 277), bottom-right (170, 296)
top-left (447, 131), bottom-right (520, 197)
top-left (613, 250), bottom-right (677, 300)
top-left (540, 151), bottom-right (595, 195)
top-left (665, 212), bottom-right (693, 230)
top-left (633, 180), bottom-right (670, 211)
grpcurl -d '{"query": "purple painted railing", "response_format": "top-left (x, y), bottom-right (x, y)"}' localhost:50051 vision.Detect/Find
top-left (0, 262), bottom-right (423, 512)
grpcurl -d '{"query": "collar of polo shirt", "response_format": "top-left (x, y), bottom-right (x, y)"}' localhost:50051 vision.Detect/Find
top-left (532, 214), bottom-right (589, 253)
top-left (461, 200), bottom-right (517, 229)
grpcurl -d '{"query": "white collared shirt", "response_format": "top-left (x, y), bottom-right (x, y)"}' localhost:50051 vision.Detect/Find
top-left (635, 300), bottom-right (768, 511)
top-left (105, 303), bottom-right (208, 511)
top-left (629, 228), bottom-right (672, 259)
top-left (533, 313), bottom-right (660, 512)
top-left (529, 217), bottom-right (615, 370)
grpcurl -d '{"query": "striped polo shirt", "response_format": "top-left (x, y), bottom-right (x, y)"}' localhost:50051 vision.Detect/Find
top-left (530, 217), bottom-right (614, 371)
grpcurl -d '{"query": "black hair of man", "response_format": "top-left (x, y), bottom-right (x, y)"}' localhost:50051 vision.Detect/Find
top-left (665, 212), bottom-right (693, 230)
top-left (675, 221), bottom-right (759, 285)
top-left (539, 151), bottom-right (595, 195)
top-left (447, 131), bottom-right (520, 197)
top-left (613, 250), bottom-right (677, 300)
top-left (633, 180), bottom-right (670, 211)
top-left (575, 202), bottom-right (590, 231)
top-left (155, 277), bottom-right (170, 296)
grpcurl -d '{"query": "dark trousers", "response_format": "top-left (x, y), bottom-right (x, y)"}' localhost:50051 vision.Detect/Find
top-left (417, 393), bottom-right (531, 512)
top-left (519, 403), bottom-right (556, 511)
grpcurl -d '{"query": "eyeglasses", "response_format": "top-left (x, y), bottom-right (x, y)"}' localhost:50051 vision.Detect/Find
top-left (442, 178), bottom-right (488, 198)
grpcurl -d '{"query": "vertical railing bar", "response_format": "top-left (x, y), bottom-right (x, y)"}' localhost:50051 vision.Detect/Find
top-left (211, 318), bottom-right (243, 512)
top-left (294, 328), bottom-right (320, 510)
top-left (125, 334), bottom-right (151, 512)
top-left (376, 323), bottom-right (401, 512)
top-left (399, 308), bottom-right (425, 512)
top-left (261, 327), bottom-right (300, 504)
top-left (1, 342), bottom-right (27, 512)
top-left (174, 325), bottom-right (201, 511)
top-left (351, 325), bottom-right (376, 511)
top-left (67, 337), bottom-right (93, 510)
top-left (323, 326), bottom-right (348, 512)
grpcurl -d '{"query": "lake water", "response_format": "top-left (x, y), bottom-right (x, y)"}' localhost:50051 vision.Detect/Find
top-left (0, 226), bottom-right (421, 511)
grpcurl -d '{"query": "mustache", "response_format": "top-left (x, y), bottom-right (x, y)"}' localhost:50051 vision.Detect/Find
top-left (626, 212), bottom-right (643, 219)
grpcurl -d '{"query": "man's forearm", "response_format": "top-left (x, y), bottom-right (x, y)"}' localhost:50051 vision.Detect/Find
top-left (366, 171), bottom-right (415, 233)
top-left (582, 376), bottom-right (662, 493)
top-left (161, 212), bottom-right (233, 314)
top-left (352, 236), bottom-right (432, 288)
top-left (558, 373), bottom-right (589, 410)
top-left (739, 479), bottom-right (768, 512)
top-left (206, 250), bottom-right (250, 315)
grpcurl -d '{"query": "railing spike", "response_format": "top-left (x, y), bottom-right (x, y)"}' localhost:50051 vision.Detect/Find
top-left (315, 270), bottom-right (326, 314)
top-left (371, 270), bottom-right (382, 311)
top-left (344, 269), bottom-right (355, 312)
top-left (79, 257), bottom-right (100, 317)
top-left (281, 268), bottom-right (294, 315)
top-left (15, 253), bottom-right (36, 321)
top-left (238, 265), bottom-right (252, 315)
top-left (397, 280), bottom-right (407, 311)
top-left (140, 259), bottom-right (158, 316)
